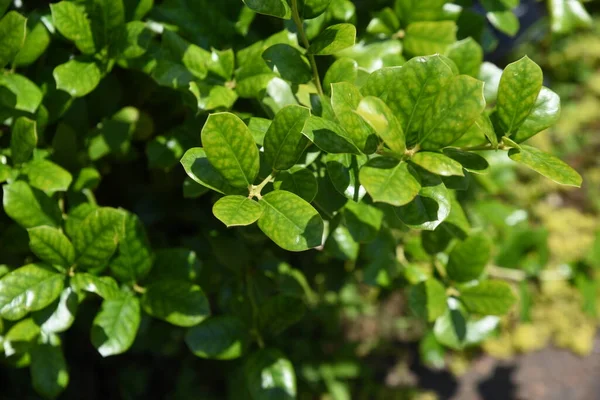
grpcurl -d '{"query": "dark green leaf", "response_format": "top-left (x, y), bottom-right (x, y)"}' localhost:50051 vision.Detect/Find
top-left (3, 181), bottom-right (62, 229)
top-left (447, 232), bottom-right (492, 282)
top-left (481, 0), bottom-right (520, 36)
top-left (301, 116), bottom-right (361, 155)
top-left (443, 148), bottom-right (489, 174)
top-left (262, 44), bottom-right (312, 84)
top-left (185, 316), bottom-right (250, 360)
top-left (11, 117), bottom-right (37, 165)
top-left (323, 153), bottom-right (366, 200)
top-left (213, 195), bottom-right (263, 227)
top-left (460, 280), bottom-right (516, 315)
top-left (147, 248), bottom-right (202, 283)
top-left (508, 145), bottom-right (582, 187)
top-left (395, 171), bottom-right (451, 230)
top-left (409, 278), bottom-right (447, 322)
top-left (33, 287), bottom-right (78, 334)
top-left (50, 1), bottom-right (95, 54)
top-left (0, 11), bottom-right (27, 68)
top-left (433, 300), bottom-right (467, 350)
top-left (308, 23), bottom-right (356, 55)
top-left (264, 105), bottom-right (311, 171)
top-left (359, 158), bottom-right (421, 207)
top-left (331, 82), bottom-right (376, 153)
top-left (342, 200), bottom-right (383, 243)
top-left (15, 15), bottom-right (51, 66)
top-left (243, 0), bottom-right (291, 19)
top-left (395, 0), bottom-right (446, 23)
top-left (512, 87), bottom-right (560, 143)
top-left (356, 96), bottom-right (406, 155)
top-left (91, 294), bottom-right (140, 357)
top-left (28, 227), bottom-right (75, 269)
top-left (259, 295), bottom-right (305, 336)
top-left (300, 0), bottom-right (332, 18)
top-left (30, 340), bottom-right (69, 400)
top-left (243, 349), bottom-right (296, 399)
top-left (110, 212), bottom-right (153, 283)
top-left (273, 167), bottom-right (318, 202)
top-left (70, 273), bottom-right (121, 300)
top-left (181, 148), bottom-right (245, 195)
top-left (142, 280), bottom-right (210, 327)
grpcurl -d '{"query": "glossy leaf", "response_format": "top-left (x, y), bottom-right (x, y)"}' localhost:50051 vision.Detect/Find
top-left (409, 278), bottom-right (447, 322)
top-left (28, 227), bottom-right (75, 269)
top-left (512, 87), bottom-right (560, 143)
top-left (213, 195), bottom-right (263, 227)
top-left (308, 23), bottom-right (356, 55)
top-left (445, 37), bottom-right (483, 78)
top-left (264, 105), bottom-right (311, 171)
top-left (433, 301), bottom-right (467, 350)
top-left (54, 59), bottom-right (103, 98)
top-left (185, 316), bottom-right (250, 360)
top-left (323, 153), bottom-right (366, 200)
top-left (0, 11), bottom-right (27, 69)
top-left (550, 0), bottom-right (592, 34)
top-left (343, 201), bottom-right (383, 243)
top-left (180, 148), bottom-right (244, 195)
top-left (201, 113), bottom-right (260, 188)
top-left (0, 73), bottom-right (43, 113)
top-left (323, 58), bottom-right (358, 94)
top-left (395, 171), bottom-right (451, 230)
top-left (91, 294), bottom-right (140, 357)
top-left (11, 117), bottom-right (37, 165)
top-left (301, 116), bottom-right (361, 155)
top-left (50, 1), bottom-right (95, 54)
top-left (3, 181), bottom-right (62, 229)
top-left (360, 66), bottom-right (402, 101)
top-left (404, 21), bottom-right (457, 56)
top-left (142, 280), bottom-right (210, 327)
top-left (243, 349), bottom-right (296, 399)
top-left (356, 96), bottom-right (406, 154)
top-left (496, 56), bottom-right (543, 135)
top-left (243, 0), bottom-right (291, 19)
top-left (331, 82), bottom-right (376, 153)
top-left (508, 145), bottom-right (582, 187)
top-left (447, 232), bottom-right (492, 282)
top-left (30, 340), bottom-right (69, 399)
top-left (110, 212), bottom-right (153, 283)
top-left (273, 167), bottom-right (318, 202)
top-left (443, 148), bottom-right (489, 174)
top-left (23, 160), bottom-right (73, 193)
top-left (70, 273), bottom-right (120, 300)
top-left (262, 44), bottom-right (312, 84)
top-left (0, 264), bottom-right (64, 321)
top-left (395, 0), bottom-right (446, 23)
top-left (33, 287), bottom-right (78, 334)
top-left (481, 0), bottom-right (520, 36)
top-left (359, 158), bottom-right (421, 206)
top-left (300, 0), bottom-right (332, 18)
top-left (410, 152), bottom-right (464, 177)
top-left (258, 190), bottom-right (324, 251)
top-left (259, 295), bottom-right (305, 336)
top-left (460, 280), bottom-right (516, 315)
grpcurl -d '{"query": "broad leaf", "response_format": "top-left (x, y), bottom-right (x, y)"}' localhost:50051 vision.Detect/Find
top-left (359, 158), bottom-right (421, 206)
top-left (395, 0), bottom-right (446, 23)
top-left (201, 113), bottom-right (260, 188)
top-left (258, 295), bottom-right (305, 336)
top-left (433, 300), bottom-right (467, 350)
top-left (0, 264), bottom-right (64, 321)
top-left (264, 105), bottom-right (311, 171)
top-left (30, 340), bottom-right (69, 399)
top-left (447, 232), bottom-right (492, 282)
top-left (409, 278), bottom-right (447, 322)
top-left (50, 1), bottom-right (95, 54)
top-left (0, 11), bottom-right (26, 68)
top-left (445, 37), bottom-right (482, 78)
top-left (460, 280), bottom-right (516, 315)
top-left (11, 117), bottom-right (37, 165)
top-left (360, 66), bottom-right (402, 101)
top-left (308, 23), bottom-right (356, 55)
top-left (213, 195), bottom-right (263, 227)
top-left (323, 58), bottom-right (358, 95)
top-left (356, 96), bottom-right (406, 154)
top-left (443, 148), bottom-right (489, 174)
top-left (33, 287), bottom-right (78, 334)
top-left (23, 160), bottom-right (73, 193)
top-left (496, 56), bottom-right (543, 135)
top-left (54, 59), bottom-right (103, 98)
top-left (508, 145), bottom-right (582, 187)
top-left (273, 167), bottom-right (318, 202)
top-left (91, 294), bottom-right (140, 357)
top-left (301, 116), bottom-right (361, 155)
top-left (3, 181), bottom-right (62, 229)
top-left (262, 44), bottom-right (312, 84)
top-left (86, 0), bottom-right (125, 54)
top-left (142, 280), bottom-right (210, 327)
top-left (28, 227), bottom-right (75, 269)
top-left (0, 73), bottom-right (44, 113)
top-left (512, 87), bottom-right (560, 143)
top-left (243, 349), bottom-right (296, 399)
top-left (331, 82), bottom-right (376, 153)
top-left (410, 152), bottom-right (464, 177)
top-left (110, 212), bottom-right (153, 283)
top-left (481, 0), bottom-right (520, 36)
top-left (323, 153), bottom-right (366, 200)
top-left (395, 171), bottom-right (451, 230)
top-left (342, 200), bottom-right (383, 243)
top-left (549, 0), bottom-right (592, 34)
top-left (258, 190), bottom-right (324, 251)
top-left (185, 316), bottom-right (250, 360)
top-left (300, 0), bottom-right (332, 18)
top-left (243, 0), bottom-right (291, 19)
top-left (70, 273), bottom-right (120, 300)
top-left (147, 248), bottom-right (202, 283)
top-left (181, 148), bottom-right (245, 195)
top-left (404, 21), bottom-right (457, 56)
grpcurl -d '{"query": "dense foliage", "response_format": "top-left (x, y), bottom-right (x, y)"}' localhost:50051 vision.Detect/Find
top-left (0, 0), bottom-right (592, 398)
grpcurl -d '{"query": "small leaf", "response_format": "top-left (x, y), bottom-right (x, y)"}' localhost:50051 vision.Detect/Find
top-left (342, 200), bottom-right (383, 243)
top-left (301, 115), bottom-right (361, 155)
top-left (323, 58), bottom-right (358, 95)
top-left (443, 148), bottom-right (489, 174)
top-left (360, 66), bottom-right (402, 101)
top-left (508, 145), bottom-right (582, 187)
top-left (0, 264), bottom-right (64, 321)
top-left (185, 316), bottom-right (250, 360)
top-left (331, 82), bottom-right (376, 153)
top-left (410, 152), bottom-right (464, 177)
top-left (3, 181), bottom-right (62, 229)
top-left (50, 1), bottom-right (95, 54)
top-left (33, 287), bottom-right (78, 334)
top-left (22, 160), bottom-right (73, 193)
top-left (0, 11), bottom-right (27, 69)
top-left (356, 96), bottom-right (406, 154)
top-left (323, 153), bottom-right (366, 200)
top-left (147, 248), bottom-right (202, 283)
top-left (512, 87), bottom-right (560, 143)
top-left (70, 273), bottom-right (120, 300)
top-left (273, 167), bottom-right (318, 202)
top-left (201, 113), bottom-right (260, 188)
top-left (496, 56), bottom-right (543, 135)
top-left (0, 73), bottom-right (44, 113)
top-left (213, 195), bottom-right (263, 227)
top-left (259, 295), bottom-right (305, 336)
top-left (409, 278), bottom-right (447, 322)
top-left (395, 171), bottom-right (451, 230)
top-left (479, 61), bottom-right (503, 104)
top-left (180, 148), bottom-right (245, 195)
top-left (460, 280), bottom-right (516, 315)
top-left (433, 301), bottom-right (467, 350)
top-left (404, 21), bottom-right (457, 56)
top-left (395, 0), bottom-right (446, 23)
top-left (447, 232), bottom-right (492, 282)
top-left (359, 158), bottom-right (421, 206)
top-left (264, 105), bottom-right (311, 171)
top-left (28, 227), bottom-right (75, 269)
top-left (11, 117), bottom-right (37, 165)
top-left (308, 23), bottom-right (356, 55)
top-left (110, 212), bottom-right (153, 283)
top-left (53, 59), bottom-right (103, 98)
top-left (481, 0), bottom-right (520, 36)
top-left (262, 44), bottom-right (312, 84)
top-left (300, 0), bottom-right (332, 18)
top-left (243, 0), bottom-right (291, 19)
top-left (258, 190), bottom-right (324, 252)
top-left (30, 340), bottom-right (69, 399)
top-left (91, 294), bottom-right (140, 357)
top-left (117, 21), bottom-right (152, 59)
top-left (445, 37), bottom-right (483, 78)
top-left (420, 75), bottom-right (486, 150)
top-left (243, 349), bottom-right (297, 399)
top-left (142, 280), bottom-right (210, 327)
top-left (550, 0), bottom-right (592, 34)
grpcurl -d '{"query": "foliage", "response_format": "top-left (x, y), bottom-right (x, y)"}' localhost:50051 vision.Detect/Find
top-left (0, 0), bottom-right (591, 398)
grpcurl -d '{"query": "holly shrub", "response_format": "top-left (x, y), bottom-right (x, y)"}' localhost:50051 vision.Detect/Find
top-left (0, 0), bottom-right (592, 399)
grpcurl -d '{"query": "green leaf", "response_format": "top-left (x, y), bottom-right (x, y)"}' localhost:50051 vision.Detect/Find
top-left (110, 212), bottom-right (153, 283)
top-left (28, 227), bottom-right (75, 269)
top-left (65, 203), bottom-right (97, 238)
top-left (323, 58), bottom-right (358, 95)
top-left (0, 11), bottom-right (27, 69)
top-left (142, 280), bottom-right (210, 327)
top-left (258, 190), bottom-right (324, 251)
top-left (3, 317), bottom-right (40, 357)
top-left (367, 7), bottom-right (401, 36)
top-left (496, 56), bottom-right (543, 135)
top-left (356, 96), bottom-right (406, 154)
top-left (180, 148), bottom-right (245, 195)
top-left (91, 294), bottom-right (140, 357)
top-left (443, 148), bottom-right (489, 174)
top-left (23, 160), bottom-right (73, 193)
top-left (336, 40), bottom-right (405, 73)
top-left (361, 66), bottom-right (402, 101)
top-left (185, 316), bottom-right (250, 360)
top-left (0, 73), bottom-right (44, 113)
top-left (3, 181), bottom-right (62, 229)
top-left (201, 113), bottom-right (260, 188)
top-left (308, 23), bottom-right (356, 55)
top-left (395, 171), bottom-right (451, 230)
top-left (50, 1), bottom-right (95, 54)
top-left (409, 278), bottom-right (447, 322)
top-left (86, 0), bottom-right (126, 54)
top-left (460, 280), bottom-right (516, 315)
top-left (243, 349), bottom-right (296, 399)
top-left (508, 145), bottom-right (582, 187)
top-left (359, 158), bottom-right (421, 206)
top-left (404, 21), bottom-right (457, 56)
top-left (264, 105), bottom-right (311, 171)
top-left (259, 295), bottom-right (305, 336)
top-left (243, 0), bottom-right (291, 19)
top-left (213, 195), bottom-right (263, 227)
top-left (33, 287), bottom-right (78, 334)
top-left (11, 117), bottom-right (37, 165)
top-left (445, 37), bottom-right (483, 78)
top-left (331, 82), bottom-right (376, 153)
top-left (323, 153), bottom-right (366, 200)
top-left (342, 200), bottom-right (383, 243)
top-left (0, 264), bottom-right (64, 321)
top-left (71, 207), bottom-right (126, 271)
top-left (117, 21), bottom-right (152, 59)
top-left (273, 167), bottom-right (318, 202)
top-left (479, 62), bottom-right (502, 104)
top-left (550, 0), bottom-right (592, 34)
top-left (262, 44), bottom-right (312, 84)
top-left (54, 59), bottom-right (103, 98)
top-left (447, 232), bottom-right (492, 282)
top-left (420, 75), bottom-right (486, 150)
top-left (70, 273), bottom-right (121, 300)
top-left (410, 152), bottom-right (464, 177)
top-left (301, 115), bottom-right (361, 155)
top-left (387, 55), bottom-right (457, 142)
top-left (433, 300), bottom-right (467, 350)
top-left (481, 0), bottom-right (520, 36)
top-left (30, 340), bottom-right (69, 400)
top-left (300, 0), bottom-right (332, 18)
top-left (512, 87), bottom-right (560, 143)
top-left (161, 30), bottom-right (209, 80)
top-left (395, 0), bottom-right (446, 23)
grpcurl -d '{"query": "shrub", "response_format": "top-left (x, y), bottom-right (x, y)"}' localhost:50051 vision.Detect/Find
top-left (0, 0), bottom-right (590, 398)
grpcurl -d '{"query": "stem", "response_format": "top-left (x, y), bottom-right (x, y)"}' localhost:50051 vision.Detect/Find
top-left (133, 283), bottom-right (147, 294)
top-left (351, 155), bottom-right (360, 202)
top-left (291, 0), bottom-right (324, 95)
top-left (457, 143), bottom-right (495, 152)
top-left (248, 172), bottom-right (277, 199)
top-left (246, 270), bottom-right (265, 348)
